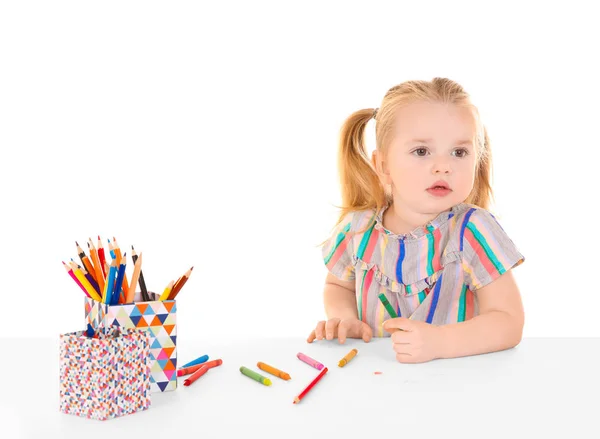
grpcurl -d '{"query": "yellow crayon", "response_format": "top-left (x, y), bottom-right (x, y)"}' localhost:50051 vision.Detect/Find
top-left (338, 348), bottom-right (358, 367)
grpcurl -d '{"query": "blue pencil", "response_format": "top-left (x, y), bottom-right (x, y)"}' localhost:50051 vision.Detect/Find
top-left (112, 254), bottom-right (127, 305)
top-left (181, 355), bottom-right (209, 368)
top-left (104, 259), bottom-right (117, 304)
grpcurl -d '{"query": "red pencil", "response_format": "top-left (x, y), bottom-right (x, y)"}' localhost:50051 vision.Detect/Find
top-left (97, 235), bottom-right (107, 277)
top-left (293, 367), bottom-right (328, 404)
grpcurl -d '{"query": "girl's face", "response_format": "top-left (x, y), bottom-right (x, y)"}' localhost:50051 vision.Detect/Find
top-left (375, 101), bottom-right (478, 214)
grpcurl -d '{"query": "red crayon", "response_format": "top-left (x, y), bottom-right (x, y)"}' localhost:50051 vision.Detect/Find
top-left (178, 359), bottom-right (222, 377)
top-left (183, 365), bottom-right (209, 386)
top-left (293, 367), bottom-right (328, 404)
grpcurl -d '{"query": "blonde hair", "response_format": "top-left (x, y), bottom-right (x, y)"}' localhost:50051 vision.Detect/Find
top-left (334, 77), bottom-right (493, 231)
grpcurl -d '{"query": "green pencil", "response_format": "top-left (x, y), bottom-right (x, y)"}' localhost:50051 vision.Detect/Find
top-left (240, 366), bottom-right (272, 386)
top-left (378, 293), bottom-right (398, 318)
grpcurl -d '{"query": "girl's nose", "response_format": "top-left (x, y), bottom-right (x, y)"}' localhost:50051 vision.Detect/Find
top-left (433, 164), bottom-right (451, 174)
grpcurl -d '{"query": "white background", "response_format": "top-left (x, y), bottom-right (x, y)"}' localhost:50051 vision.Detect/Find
top-left (1, 1), bottom-right (597, 340)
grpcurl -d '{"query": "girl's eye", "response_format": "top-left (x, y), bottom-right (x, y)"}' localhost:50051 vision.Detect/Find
top-left (412, 147), bottom-right (428, 156)
top-left (453, 148), bottom-right (469, 158)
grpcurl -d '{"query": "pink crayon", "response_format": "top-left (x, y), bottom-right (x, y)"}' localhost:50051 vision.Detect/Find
top-left (297, 352), bottom-right (324, 370)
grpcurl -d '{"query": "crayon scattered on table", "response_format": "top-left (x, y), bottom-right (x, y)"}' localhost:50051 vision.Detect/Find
top-left (181, 354), bottom-right (209, 368)
top-left (374, 371), bottom-right (383, 375)
top-left (378, 293), bottom-right (398, 318)
top-left (178, 359), bottom-right (222, 377)
top-left (240, 366), bottom-right (271, 386)
top-left (293, 367), bottom-right (328, 404)
top-left (297, 352), bottom-right (324, 370)
top-left (257, 361), bottom-right (291, 380)
top-left (338, 348), bottom-right (358, 368)
top-left (183, 365), bottom-right (209, 387)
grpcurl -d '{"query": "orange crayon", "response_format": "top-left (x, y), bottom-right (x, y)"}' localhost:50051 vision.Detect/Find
top-left (257, 361), bottom-right (291, 380)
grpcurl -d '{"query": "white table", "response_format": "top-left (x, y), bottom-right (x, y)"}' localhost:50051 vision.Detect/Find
top-left (2, 337), bottom-right (598, 438)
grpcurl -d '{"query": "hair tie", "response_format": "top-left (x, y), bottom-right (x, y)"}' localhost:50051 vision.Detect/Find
top-left (373, 108), bottom-right (379, 120)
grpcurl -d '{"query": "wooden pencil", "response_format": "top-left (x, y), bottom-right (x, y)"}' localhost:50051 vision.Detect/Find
top-left (125, 251), bottom-right (143, 303)
top-left (168, 266), bottom-right (193, 300)
top-left (87, 240), bottom-right (105, 293)
top-left (131, 245), bottom-right (150, 301)
top-left (76, 241), bottom-right (97, 283)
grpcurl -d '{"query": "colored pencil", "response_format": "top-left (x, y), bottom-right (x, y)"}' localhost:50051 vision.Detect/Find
top-left (131, 245), bottom-right (150, 301)
top-left (338, 348), bottom-right (358, 367)
top-left (168, 266), bottom-right (193, 300)
top-left (62, 261), bottom-right (89, 298)
top-left (69, 260), bottom-right (100, 296)
top-left (125, 251), bottom-right (143, 303)
top-left (88, 240), bottom-right (105, 293)
top-left (113, 253), bottom-right (127, 305)
top-left (159, 280), bottom-right (174, 301)
top-left (70, 262), bottom-right (102, 301)
top-left (257, 362), bottom-right (291, 380)
top-left (104, 259), bottom-right (117, 304)
top-left (97, 236), bottom-right (107, 277)
top-left (76, 241), bottom-right (96, 283)
top-left (293, 367), bottom-right (328, 404)
top-left (112, 236), bottom-right (129, 297)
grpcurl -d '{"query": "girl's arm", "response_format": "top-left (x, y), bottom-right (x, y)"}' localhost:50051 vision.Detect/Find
top-left (438, 270), bottom-right (525, 358)
top-left (323, 273), bottom-right (359, 320)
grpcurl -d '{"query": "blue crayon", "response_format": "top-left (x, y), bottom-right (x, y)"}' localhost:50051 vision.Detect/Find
top-left (181, 355), bottom-right (209, 368)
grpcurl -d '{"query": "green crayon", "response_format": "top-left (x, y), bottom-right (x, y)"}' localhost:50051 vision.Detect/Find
top-left (378, 293), bottom-right (398, 318)
top-left (240, 366), bottom-right (272, 386)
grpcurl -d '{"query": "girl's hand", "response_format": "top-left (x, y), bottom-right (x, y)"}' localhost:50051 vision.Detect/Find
top-left (383, 317), bottom-right (443, 363)
top-left (307, 317), bottom-right (373, 344)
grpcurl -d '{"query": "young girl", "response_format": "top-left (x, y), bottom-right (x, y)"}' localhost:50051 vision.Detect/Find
top-left (307, 77), bottom-right (525, 363)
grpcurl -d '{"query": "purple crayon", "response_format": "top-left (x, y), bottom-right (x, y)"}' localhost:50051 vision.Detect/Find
top-left (297, 352), bottom-right (324, 370)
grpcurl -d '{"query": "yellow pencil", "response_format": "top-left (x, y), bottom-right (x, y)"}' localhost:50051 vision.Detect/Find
top-left (159, 280), bottom-right (174, 301)
top-left (71, 264), bottom-right (102, 301)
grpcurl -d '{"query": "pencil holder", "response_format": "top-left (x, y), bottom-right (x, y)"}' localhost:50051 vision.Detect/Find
top-left (84, 292), bottom-right (177, 393)
top-left (59, 326), bottom-right (151, 421)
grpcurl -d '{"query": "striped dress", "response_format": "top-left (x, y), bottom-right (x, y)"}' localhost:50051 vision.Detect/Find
top-left (322, 203), bottom-right (525, 337)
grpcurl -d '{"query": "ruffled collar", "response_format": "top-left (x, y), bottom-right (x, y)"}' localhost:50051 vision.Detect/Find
top-left (374, 203), bottom-right (467, 241)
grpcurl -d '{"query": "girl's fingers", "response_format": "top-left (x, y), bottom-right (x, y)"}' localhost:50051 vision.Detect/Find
top-left (314, 320), bottom-right (326, 340)
top-left (325, 318), bottom-right (341, 340)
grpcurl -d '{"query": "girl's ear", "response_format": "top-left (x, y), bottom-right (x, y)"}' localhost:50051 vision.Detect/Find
top-left (371, 150), bottom-right (392, 185)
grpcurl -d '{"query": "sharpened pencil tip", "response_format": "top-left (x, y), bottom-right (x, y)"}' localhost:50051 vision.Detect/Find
top-left (75, 241), bottom-right (79, 246)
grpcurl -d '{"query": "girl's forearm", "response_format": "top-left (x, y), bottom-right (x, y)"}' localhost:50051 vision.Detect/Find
top-left (437, 310), bottom-right (524, 359)
top-left (323, 283), bottom-right (359, 320)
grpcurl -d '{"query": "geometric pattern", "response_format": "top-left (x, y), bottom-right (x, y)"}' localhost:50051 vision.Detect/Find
top-left (59, 326), bottom-right (151, 421)
top-left (84, 293), bottom-right (177, 393)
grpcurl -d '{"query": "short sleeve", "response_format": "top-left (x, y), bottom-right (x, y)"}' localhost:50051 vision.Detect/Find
top-left (461, 208), bottom-right (525, 291)
top-left (321, 212), bottom-right (356, 281)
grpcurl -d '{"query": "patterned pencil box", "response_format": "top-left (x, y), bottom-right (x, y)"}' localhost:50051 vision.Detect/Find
top-left (84, 292), bottom-right (177, 393)
top-left (59, 326), bottom-right (151, 421)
